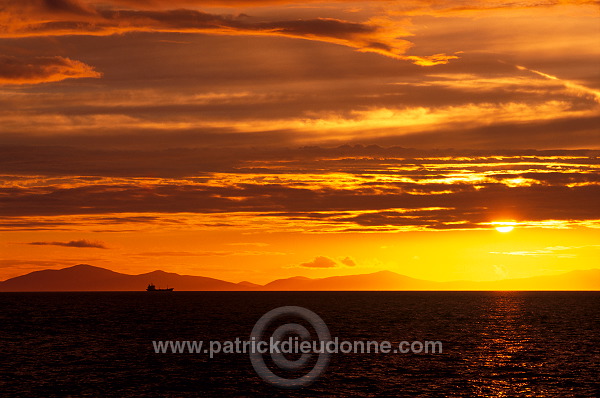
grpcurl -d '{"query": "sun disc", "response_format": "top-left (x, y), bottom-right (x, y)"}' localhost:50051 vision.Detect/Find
top-left (495, 226), bottom-right (514, 233)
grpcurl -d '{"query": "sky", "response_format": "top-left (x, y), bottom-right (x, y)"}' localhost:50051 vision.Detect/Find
top-left (0, 0), bottom-right (599, 285)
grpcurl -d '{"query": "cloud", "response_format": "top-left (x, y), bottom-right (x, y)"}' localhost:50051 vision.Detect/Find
top-left (490, 245), bottom-right (600, 257)
top-left (25, 239), bottom-right (108, 248)
top-left (298, 256), bottom-right (337, 268)
top-left (0, 56), bottom-right (101, 85)
top-left (76, 0), bottom-right (600, 11)
top-left (0, 147), bottom-right (599, 233)
top-left (0, 1), bottom-right (456, 66)
top-left (84, 0), bottom-right (388, 6)
top-left (132, 250), bottom-right (284, 256)
top-left (515, 64), bottom-right (600, 103)
top-left (340, 256), bottom-right (356, 266)
top-left (391, 0), bottom-right (600, 17)
top-left (493, 264), bottom-right (508, 278)
top-left (296, 256), bottom-right (357, 268)
top-left (1, 56), bottom-right (596, 146)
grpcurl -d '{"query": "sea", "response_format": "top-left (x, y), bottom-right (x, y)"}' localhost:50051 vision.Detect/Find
top-left (0, 292), bottom-right (598, 397)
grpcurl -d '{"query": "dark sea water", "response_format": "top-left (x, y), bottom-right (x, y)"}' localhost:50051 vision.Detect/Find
top-left (0, 292), bottom-right (598, 397)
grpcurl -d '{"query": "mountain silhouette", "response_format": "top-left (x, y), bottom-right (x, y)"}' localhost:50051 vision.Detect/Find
top-left (0, 264), bottom-right (598, 291)
top-left (263, 271), bottom-right (433, 291)
top-left (236, 281), bottom-right (262, 289)
top-left (0, 264), bottom-right (244, 291)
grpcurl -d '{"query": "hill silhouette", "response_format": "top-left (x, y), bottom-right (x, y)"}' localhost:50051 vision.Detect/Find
top-left (0, 264), bottom-right (247, 291)
top-left (262, 271), bottom-right (434, 291)
top-left (0, 264), bottom-right (598, 291)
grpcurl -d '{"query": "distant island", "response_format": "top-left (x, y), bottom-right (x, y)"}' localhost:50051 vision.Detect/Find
top-left (0, 264), bottom-right (598, 291)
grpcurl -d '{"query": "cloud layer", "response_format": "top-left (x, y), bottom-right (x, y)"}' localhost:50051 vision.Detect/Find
top-left (1, 147), bottom-right (598, 232)
top-left (0, 0), bottom-right (456, 67)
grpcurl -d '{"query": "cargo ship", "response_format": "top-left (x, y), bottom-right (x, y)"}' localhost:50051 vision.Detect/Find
top-left (146, 283), bottom-right (174, 292)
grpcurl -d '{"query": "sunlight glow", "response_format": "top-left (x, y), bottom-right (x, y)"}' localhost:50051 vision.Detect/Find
top-left (492, 221), bottom-right (517, 233)
top-left (496, 226), bottom-right (514, 233)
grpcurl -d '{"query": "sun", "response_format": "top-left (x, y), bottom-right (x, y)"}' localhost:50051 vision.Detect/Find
top-left (493, 221), bottom-right (516, 233)
top-left (495, 225), bottom-right (514, 233)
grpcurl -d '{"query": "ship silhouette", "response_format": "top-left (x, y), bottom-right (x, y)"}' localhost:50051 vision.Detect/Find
top-left (146, 283), bottom-right (174, 292)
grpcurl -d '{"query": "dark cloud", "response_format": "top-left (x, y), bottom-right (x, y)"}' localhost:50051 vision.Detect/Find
top-left (0, 145), bottom-right (597, 177)
top-left (25, 239), bottom-right (108, 248)
top-left (81, 0), bottom-right (385, 6)
top-left (361, 114), bottom-right (600, 150)
top-left (0, 55), bottom-right (101, 85)
top-left (297, 256), bottom-right (337, 268)
top-left (42, 0), bottom-right (96, 15)
top-left (1, 1), bottom-right (455, 65)
top-left (71, 0), bottom-right (599, 13)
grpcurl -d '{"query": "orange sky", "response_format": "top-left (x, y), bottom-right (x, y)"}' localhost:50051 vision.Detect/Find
top-left (1, 0), bottom-right (599, 285)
